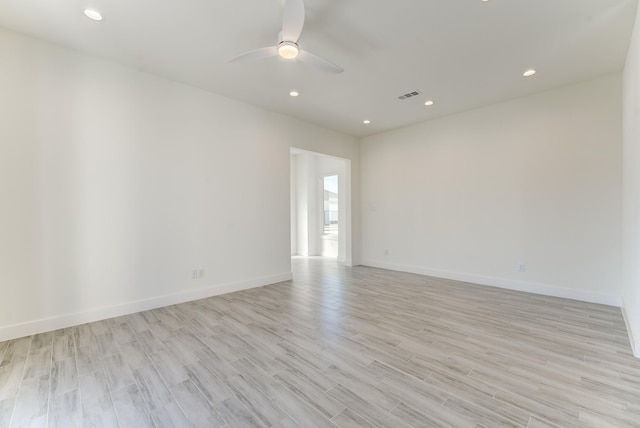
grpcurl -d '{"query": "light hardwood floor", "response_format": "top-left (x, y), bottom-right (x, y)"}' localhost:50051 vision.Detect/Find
top-left (1, 257), bottom-right (639, 427)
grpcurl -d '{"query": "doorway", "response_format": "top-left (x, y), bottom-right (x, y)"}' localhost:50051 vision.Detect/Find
top-left (290, 148), bottom-right (352, 264)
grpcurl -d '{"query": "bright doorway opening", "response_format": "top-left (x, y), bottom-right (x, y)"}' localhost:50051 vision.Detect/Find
top-left (321, 174), bottom-right (339, 257)
top-left (290, 148), bottom-right (352, 264)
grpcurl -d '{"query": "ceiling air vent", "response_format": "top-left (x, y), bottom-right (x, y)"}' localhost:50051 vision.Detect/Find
top-left (398, 90), bottom-right (421, 100)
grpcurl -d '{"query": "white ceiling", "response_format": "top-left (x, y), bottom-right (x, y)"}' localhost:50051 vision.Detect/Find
top-left (0, 0), bottom-right (636, 137)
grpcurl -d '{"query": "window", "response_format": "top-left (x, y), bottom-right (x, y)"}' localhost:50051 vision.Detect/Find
top-left (323, 175), bottom-right (338, 235)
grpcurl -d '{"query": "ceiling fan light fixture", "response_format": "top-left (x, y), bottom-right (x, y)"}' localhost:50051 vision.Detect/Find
top-left (228, 0), bottom-right (343, 73)
top-left (278, 41), bottom-right (299, 59)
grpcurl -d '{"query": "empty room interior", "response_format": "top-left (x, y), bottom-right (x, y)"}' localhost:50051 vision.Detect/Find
top-left (2, 0), bottom-right (640, 427)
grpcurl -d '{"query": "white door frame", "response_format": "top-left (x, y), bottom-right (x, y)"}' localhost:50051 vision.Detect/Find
top-left (290, 148), bottom-right (353, 265)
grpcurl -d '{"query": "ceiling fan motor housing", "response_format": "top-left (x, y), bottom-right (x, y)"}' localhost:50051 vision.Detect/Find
top-left (278, 41), bottom-right (299, 59)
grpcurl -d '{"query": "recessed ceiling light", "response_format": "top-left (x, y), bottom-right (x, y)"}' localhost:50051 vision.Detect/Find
top-left (424, 100), bottom-right (434, 106)
top-left (289, 91), bottom-right (299, 97)
top-left (363, 120), bottom-right (371, 124)
top-left (523, 69), bottom-right (537, 77)
top-left (84, 9), bottom-right (102, 21)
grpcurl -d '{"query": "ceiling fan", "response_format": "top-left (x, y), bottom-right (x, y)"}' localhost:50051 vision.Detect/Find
top-left (228, 0), bottom-right (344, 74)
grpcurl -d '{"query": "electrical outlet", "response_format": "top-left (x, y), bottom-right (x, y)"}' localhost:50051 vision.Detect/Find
top-left (518, 263), bottom-right (526, 272)
top-left (199, 269), bottom-right (205, 279)
top-left (192, 269), bottom-right (198, 279)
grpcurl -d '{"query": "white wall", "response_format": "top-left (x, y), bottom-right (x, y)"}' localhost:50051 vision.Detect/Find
top-left (0, 28), bottom-right (359, 341)
top-left (623, 5), bottom-right (640, 358)
top-left (293, 153), bottom-right (318, 256)
top-left (361, 74), bottom-right (623, 306)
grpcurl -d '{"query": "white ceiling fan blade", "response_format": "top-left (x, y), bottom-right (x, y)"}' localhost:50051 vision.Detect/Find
top-left (228, 46), bottom-right (278, 63)
top-left (282, 0), bottom-right (305, 42)
top-left (298, 49), bottom-right (344, 74)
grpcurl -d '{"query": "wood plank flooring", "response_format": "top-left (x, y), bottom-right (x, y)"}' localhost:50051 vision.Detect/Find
top-left (1, 257), bottom-right (639, 427)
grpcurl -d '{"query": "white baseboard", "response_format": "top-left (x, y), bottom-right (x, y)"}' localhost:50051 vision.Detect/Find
top-left (0, 272), bottom-right (292, 342)
top-left (361, 259), bottom-right (622, 307)
top-left (622, 305), bottom-right (640, 358)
